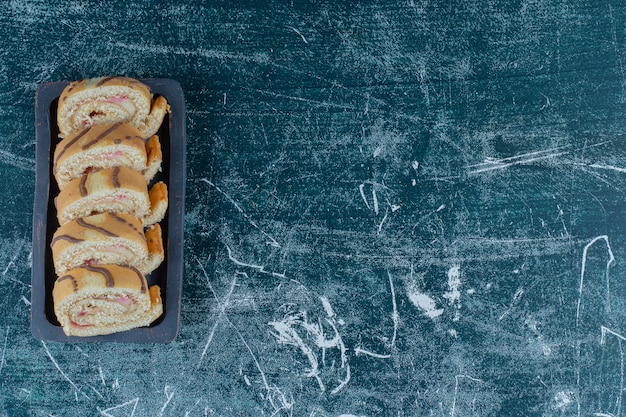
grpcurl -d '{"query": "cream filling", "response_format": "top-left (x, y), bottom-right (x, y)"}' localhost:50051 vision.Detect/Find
top-left (94, 150), bottom-right (124, 160)
top-left (81, 243), bottom-right (137, 267)
top-left (73, 97), bottom-right (138, 128)
top-left (93, 194), bottom-right (128, 205)
top-left (69, 295), bottom-right (139, 327)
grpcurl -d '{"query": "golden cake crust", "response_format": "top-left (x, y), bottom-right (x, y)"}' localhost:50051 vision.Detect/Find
top-left (51, 212), bottom-right (146, 252)
top-left (58, 76), bottom-right (151, 105)
top-left (50, 212), bottom-right (151, 274)
top-left (55, 167), bottom-right (150, 225)
top-left (52, 264), bottom-right (163, 336)
top-left (53, 123), bottom-right (148, 189)
top-left (53, 264), bottom-right (148, 302)
top-left (57, 76), bottom-right (169, 139)
top-left (48, 75), bottom-right (171, 337)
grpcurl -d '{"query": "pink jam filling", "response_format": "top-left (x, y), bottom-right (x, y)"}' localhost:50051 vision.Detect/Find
top-left (114, 295), bottom-right (133, 306)
top-left (70, 320), bottom-right (93, 328)
top-left (106, 94), bottom-right (128, 104)
top-left (98, 244), bottom-right (127, 255)
top-left (71, 294), bottom-right (133, 327)
top-left (94, 195), bottom-right (127, 205)
top-left (96, 151), bottom-right (123, 160)
top-left (80, 245), bottom-right (128, 268)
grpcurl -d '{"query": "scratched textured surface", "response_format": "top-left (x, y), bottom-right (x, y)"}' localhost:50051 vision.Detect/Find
top-left (2, 0), bottom-right (626, 416)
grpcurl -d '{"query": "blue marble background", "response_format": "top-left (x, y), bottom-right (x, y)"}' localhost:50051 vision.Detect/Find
top-left (2, 0), bottom-right (626, 415)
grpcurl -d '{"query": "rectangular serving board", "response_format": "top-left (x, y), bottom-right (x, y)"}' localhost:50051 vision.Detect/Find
top-left (31, 79), bottom-right (186, 343)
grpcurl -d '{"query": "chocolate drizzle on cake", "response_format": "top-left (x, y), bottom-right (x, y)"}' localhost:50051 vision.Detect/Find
top-left (51, 76), bottom-right (167, 337)
top-left (81, 122), bottom-right (123, 150)
top-left (77, 217), bottom-right (118, 237)
top-left (79, 174), bottom-right (88, 197)
top-left (58, 275), bottom-right (79, 292)
top-left (95, 76), bottom-right (118, 87)
top-left (111, 167), bottom-right (121, 188)
top-left (129, 266), bottom-right (147, 293)
top-left (109, 212), bottom-right (146, 241)
top-left (65, 82), bottom-right (77, 95)
top-left (84, 265), bottom-right (115, 287)
top-left (53, 126), bottom-right (92, 174)
top-left (51, 235), bottom-right (85, 247)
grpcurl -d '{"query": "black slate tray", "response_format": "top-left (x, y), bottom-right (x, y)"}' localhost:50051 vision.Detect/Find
top-left (31, 79), bottom-right (185, 343)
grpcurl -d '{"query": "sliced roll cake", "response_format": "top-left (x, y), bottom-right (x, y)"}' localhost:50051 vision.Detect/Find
top-left (53, 264), bottom-right (163, 337)
top-left (51, 212), bottom-right (164, 276)
top-left (53, 122), bottom-right (162, 189)
top-left (57, 76), bottom-right (169, 139)
top-left (55, 166), bottom-right (168, 227)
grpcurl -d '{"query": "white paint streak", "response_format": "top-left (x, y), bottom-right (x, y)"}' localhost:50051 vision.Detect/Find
top-left (404, 264), bottom-right (443, 319)
top-left (388, 270), bottom-right (399, 348)
top-left (268, 298), bottom-right (351, 395)
top-left (2, 239), bottom-right (24, 277)
top-left (358, 183), bottom-right (370, 209)
top-left (377, 207), bottom-right (389, 234)
top-left (407, 289), bottom-right (443, 319)
top-left (588, 163), bottom-right (626, 174)
top-left (286, 25), bottom-right (308, 44)
top-left (601, 326), bottom-right (626, 345)
top-left (554, 391), bottom-right (574, 411)
top-left (498, 287), bottom-right (524, 322)
top-left (0, 149), bottom-right (35, 172)
top-left (467, 146), bottom-right (570, 175)
top-left (112, 41), bottom-right (269, 63)
top-left (183, 399), bottom-right (203, 417)
top-left (225, 244), bottom-right (286, 278)
top-left (451, 375), bottom-right (484, 417)
top-left (158, 385), bottom-right (175, 416)
top-left (0, 327), bottom-right (8, 376)
top-left (41, 341), bottom-right (90, 400)
top-left (443, 266), bottom-right (462, 305)
top-left (269, 314), bottom-right (326, 392)
top-left (246, 87), bottom-right (360, 111)
top-left (201, 265), bottom-right (292, 415)
top-left (319, 296), bottom-right (335, 318)
top-left (90, 385), bottom-right (104, 400)
top-left (574, 236), bottom-right (614, 417)
top-left (354, 347), bottom-right (391, 359)
top-left (577, 235), bottom-right (614, 327)
top-left (98, 366), bottom-right (105, 386)
top-left (200, 178), bottom-right (280, 248)
top-left (196, 258), bottom-right (239, 367)
top-left (98, 398), bottom-right (139, 417)
top-left (372, 188), bottom-right (379, 215)
top-left (327, 317), bottom-right (350, 395)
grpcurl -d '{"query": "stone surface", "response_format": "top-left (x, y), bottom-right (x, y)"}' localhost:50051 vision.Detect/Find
top-left (1, 1), bottom-right (626, 415)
